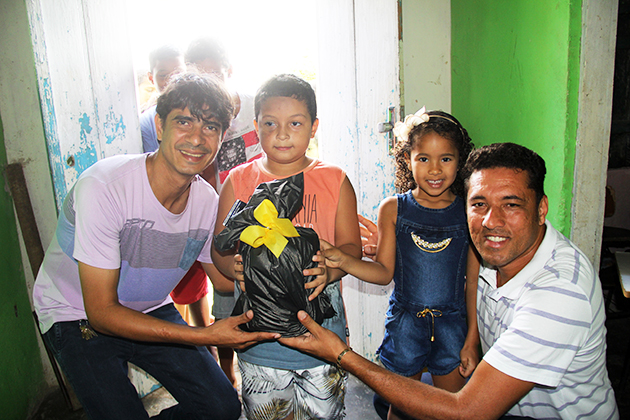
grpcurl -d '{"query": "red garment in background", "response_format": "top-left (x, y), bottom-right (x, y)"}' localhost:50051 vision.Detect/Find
top-left (170, 261), bottom-right (208, 305)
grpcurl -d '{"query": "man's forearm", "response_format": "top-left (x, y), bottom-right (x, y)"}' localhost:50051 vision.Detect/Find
top-left (79, 262), bottom-right (208, 345)
top-left (87, 302), bottom-right (208, 345)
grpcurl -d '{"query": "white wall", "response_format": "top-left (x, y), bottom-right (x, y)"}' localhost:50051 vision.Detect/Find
top-left (401, 0), bottom-right (451, 116)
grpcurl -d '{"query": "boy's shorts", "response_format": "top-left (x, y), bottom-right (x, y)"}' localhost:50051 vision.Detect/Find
top-left (239, 359), bottom-right (347, 420)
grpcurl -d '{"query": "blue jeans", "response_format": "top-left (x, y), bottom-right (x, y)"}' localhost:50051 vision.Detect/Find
top-left (43, 304), bottom-right (241, 420)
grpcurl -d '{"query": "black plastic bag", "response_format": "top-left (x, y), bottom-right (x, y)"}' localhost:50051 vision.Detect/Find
top-left (214, 173), bottom-right (335, 337)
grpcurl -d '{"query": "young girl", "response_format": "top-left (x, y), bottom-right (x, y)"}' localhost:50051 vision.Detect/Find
top-left (320, 107), bottom-right (480, 420)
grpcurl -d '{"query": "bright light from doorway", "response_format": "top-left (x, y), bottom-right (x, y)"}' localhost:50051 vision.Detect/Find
top-left (124, 0), bottom-right (318, 96)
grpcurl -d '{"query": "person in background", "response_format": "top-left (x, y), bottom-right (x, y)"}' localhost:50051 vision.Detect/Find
top-left (32, 72), bottom-right (278, 420)
top-left (181, 36), bottom-right (263, 386)
top-left (185, 37), bottom-right (263, 190)
top-left (212, 74), bottom-right (362, 419)
top-left (281, 143), bottom-right (619, 420)
top-left (139, 44), bottom-right (186, 152)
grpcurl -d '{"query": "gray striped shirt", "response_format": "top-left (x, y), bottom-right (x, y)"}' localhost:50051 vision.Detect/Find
top-left (478, 221), bottom-right (618, 419)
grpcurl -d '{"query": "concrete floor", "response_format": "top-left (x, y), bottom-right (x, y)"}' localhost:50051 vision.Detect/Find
top-left (29, 370), bottom-right (381, 420)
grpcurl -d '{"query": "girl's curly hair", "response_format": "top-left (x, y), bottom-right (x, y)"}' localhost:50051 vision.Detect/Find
top-left (394, 110), bottom-right (474, 197)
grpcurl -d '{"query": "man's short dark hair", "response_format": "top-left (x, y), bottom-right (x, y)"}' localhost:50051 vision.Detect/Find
top-left (156, 71), bottom-right (234, 136)
top-left (462, 142), bottom-right (547, 204)
top-left (254, 74), bottom-right (317, 123)
top-left (148, 45), bottom-right (182, 72)
top-left (184, 37), bottom-right (231, 69)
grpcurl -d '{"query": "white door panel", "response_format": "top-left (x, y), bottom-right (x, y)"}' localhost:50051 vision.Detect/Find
top-left (317, 0), bottom-right (399, 360)
top-left (27, 0), bottom-right (141, 211)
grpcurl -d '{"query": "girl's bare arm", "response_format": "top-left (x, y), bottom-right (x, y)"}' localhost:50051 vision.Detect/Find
top-left (304, 176), bottom-right (362, 297)
top-left (459, 245), bottom-right (481, 377)
top-left (319, 195), bottom-right (397, 285)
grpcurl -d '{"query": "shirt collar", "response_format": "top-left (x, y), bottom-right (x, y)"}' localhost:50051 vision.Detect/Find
top-left (479, 220), bottom-right (557, 301)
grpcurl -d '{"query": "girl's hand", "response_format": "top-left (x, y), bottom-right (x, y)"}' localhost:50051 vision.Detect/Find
top-left (233, 254), bottom-right (245, 292)
top-left (304, 250), bottom-right (330, 301)
top-left (319, 239), bottom-right (348, 269)
top-left (303, 240), bottom-right (352, 300)
top-left (459, 343), bottom-right (480, 378)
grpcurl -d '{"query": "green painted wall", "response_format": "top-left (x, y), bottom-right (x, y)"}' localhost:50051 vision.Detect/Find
top-left (0, 114), bottom-right (46, 418)
top-left (451, 0), bottom-right (582, 236)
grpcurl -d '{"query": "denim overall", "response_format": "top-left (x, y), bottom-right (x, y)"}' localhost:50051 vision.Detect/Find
top-left (377, 192), bottom-right (470, 377)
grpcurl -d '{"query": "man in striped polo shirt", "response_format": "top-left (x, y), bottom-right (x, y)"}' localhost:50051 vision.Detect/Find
top-left (282, 142), bottom-right (619, 419)
top-left (463, 143), bottom-right (617, 419)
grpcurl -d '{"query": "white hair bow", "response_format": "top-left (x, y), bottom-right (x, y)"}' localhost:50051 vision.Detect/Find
top-left (392, 107), bottom-right (430, 142)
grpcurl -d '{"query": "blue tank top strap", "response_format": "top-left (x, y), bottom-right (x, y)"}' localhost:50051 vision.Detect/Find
top-left (397, 191), bottom-right (467, 229)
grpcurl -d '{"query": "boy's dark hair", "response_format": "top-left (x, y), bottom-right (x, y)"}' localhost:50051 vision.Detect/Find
top-left (462, 142), bottom-right (547, 204)
top-left (148, 45), bottom-right (182, 72)
top-left (185, 37), bottom-right (231, 69)
top-left (394, 110), bottom-right (474, 197)
top-left (254, 74), bottom-right (317, 123)
top-left (156, 71), bottom-right (234, 136)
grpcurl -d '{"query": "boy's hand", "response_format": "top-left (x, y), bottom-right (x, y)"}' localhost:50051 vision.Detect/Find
top-left (459, 343), bottom-right (480, 378)
top-left (206, 310), bottom-right (279, 349)
top-left (358, 214), bottom-right (378, 260)
top-left (304, 250), bottom-right (329, 301)
top-left (233, 254), bottom-right (245, 292)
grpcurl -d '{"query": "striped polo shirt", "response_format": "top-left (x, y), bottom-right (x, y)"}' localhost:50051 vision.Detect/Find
top-left (478, 221), bottom-right (618, 419)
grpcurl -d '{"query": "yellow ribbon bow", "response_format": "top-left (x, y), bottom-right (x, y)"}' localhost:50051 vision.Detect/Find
top-left (240, 199), bottom-right (299, 258)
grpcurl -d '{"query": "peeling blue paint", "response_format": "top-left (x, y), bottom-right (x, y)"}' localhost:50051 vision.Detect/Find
top-left (74, 111), bottom-right (99, 175)
top-left (148, 383), bottom-right (162, 394)
top-left (79, 113), bottom-right (93, 140)
top-left (130, 368), bottom-right (163, 397)
top-left (103, 108), bottom-right (127, 145)
top-left (71, 146), bottom-right (98, 175)
top-left (40, 77), bottom-right (67, 212)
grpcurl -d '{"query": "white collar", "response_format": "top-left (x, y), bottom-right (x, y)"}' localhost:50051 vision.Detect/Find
top-left (479, 220), bottom-right (557, 301)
